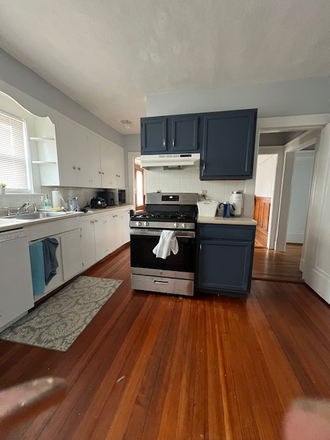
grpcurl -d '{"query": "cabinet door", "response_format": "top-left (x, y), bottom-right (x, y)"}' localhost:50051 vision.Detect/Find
top-left (106, 213), bottom-right (116, 254)
top-left (89, 133), bottom-right (102, 188)
top-left (0, 235), bottom-right (34, 330)
top-left (197, 239), bottom-right (253, 293)
top-left (57, 117), bottom-right (90, 187)
top-left (61, 229), bottom-right (83, 281)
top-left (170, 115), bottom-right (199, 152)
top-left (200, 109), bottom-right (257, 180)
top-left (122, 209), bottom-right (131, 244)
top-left (100, 138), bottom-right (115, 188)
top-left (57, 117), bottom-right (79, 186)
top-left (141, 117), bottom-right (167, 154)
top-left (94, 216), bottom-right (110, 261)
top-left (80, 218), bottom-right (96, 269)
top-left (114, 145), bottom-right (125, 188)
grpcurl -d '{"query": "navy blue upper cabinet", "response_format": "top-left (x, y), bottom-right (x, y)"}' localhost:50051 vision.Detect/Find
top-left (200, 109), bottom-right (257, 180)
top-left (170, 115), bottom-right (199, 152)
top-left (141, 117), bottom-right (168, 154)
top-left (141, 115), bottom-right (199, 154)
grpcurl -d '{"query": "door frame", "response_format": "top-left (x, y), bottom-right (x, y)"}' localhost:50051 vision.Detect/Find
top-left (257, 114), bottom-right (328, 251)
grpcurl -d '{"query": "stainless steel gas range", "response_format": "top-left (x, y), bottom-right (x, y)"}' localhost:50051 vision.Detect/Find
top-left (130, 192), bottom-right (199, 296)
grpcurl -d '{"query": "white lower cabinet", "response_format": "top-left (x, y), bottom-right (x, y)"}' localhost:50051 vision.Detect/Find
top-left (61, 229), bottom-right (83, 281)
top-left (94, 215), bottom-right (111, 261)
top-left (80, 208), bottom-right (131, 269)
top-left (0, 210), bottom-right (131, 330)
top-left (80, 218), bottom-right (97, 269)
top-left (0, 232), bottom-right (34, 331)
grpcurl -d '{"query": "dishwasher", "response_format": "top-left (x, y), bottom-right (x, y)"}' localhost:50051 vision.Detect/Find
top-left (0, 230), bottom-right (34, 331)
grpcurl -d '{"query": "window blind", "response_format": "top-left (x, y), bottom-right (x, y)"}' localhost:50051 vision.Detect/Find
top-left (0, 111), bottom-right (29, 190)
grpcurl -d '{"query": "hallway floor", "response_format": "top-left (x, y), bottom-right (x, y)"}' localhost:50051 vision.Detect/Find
top-left (252, 243), bottom-right (304, 283)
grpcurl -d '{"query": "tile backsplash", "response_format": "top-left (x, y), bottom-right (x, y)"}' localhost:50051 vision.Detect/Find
top-left (146, 165), bottom-right (247, 207)
top-left (0, 187), bottom-right (109, 211)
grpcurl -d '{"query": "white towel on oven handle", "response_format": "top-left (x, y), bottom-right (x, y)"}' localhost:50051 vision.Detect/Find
top-left (153, 230), bottom-right (179, 259)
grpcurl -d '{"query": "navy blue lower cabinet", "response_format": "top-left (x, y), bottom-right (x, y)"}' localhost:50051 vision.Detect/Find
top-left (196, 225), bottom-right (255, 297)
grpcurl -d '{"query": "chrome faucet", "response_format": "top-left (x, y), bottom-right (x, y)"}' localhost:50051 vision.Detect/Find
top-left (16, 202), bottom-right (30, 215)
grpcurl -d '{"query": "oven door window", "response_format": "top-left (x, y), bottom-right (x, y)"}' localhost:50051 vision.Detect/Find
top-left (130, 234), bottom-right (195, 273)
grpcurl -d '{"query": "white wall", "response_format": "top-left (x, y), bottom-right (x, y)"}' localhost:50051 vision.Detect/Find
top-left (255, 154), bottom-right (277, 197)
top-left (286, 151), bottom-right (315, 243)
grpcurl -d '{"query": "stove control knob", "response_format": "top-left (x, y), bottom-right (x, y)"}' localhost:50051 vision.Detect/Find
top-left (144, 221), bottom-right (149, 227)
top-left (174, 223), bottom-right (178, 228)
top-left (182, 223), bottom-right (186, 228)
top-left (136, 221), bottom-right (142, 227)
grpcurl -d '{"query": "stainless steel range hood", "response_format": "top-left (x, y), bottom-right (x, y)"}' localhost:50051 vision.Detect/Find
top-left (140, 153), bottom-right (200, 169)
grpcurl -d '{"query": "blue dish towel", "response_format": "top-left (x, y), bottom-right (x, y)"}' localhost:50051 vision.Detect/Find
top-left (29, 241), bottom-right (46, 296)
top-left (42, 238), bottom-right (59, 285)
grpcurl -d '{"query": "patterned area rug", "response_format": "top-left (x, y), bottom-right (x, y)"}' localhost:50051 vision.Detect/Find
top-left (0, 276), bottom-right (122, 352)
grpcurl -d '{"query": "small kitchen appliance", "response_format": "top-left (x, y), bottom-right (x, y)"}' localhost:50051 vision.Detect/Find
top-left (97, 190), bottom-right (115, 206)
top-left (130, 192), bottom-right (198, 297)
top-left (68, 197), bottom-right (80, 212)
top-left (118, 189), bottom-right (126, 205)
top-left (90, 197), bottom-right (107, 209)
top-left (229, 191), bottom-right (243, 217)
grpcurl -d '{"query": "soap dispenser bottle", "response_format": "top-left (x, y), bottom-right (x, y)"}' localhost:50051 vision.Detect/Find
top-left (45, 194), bottom-right (51, 209)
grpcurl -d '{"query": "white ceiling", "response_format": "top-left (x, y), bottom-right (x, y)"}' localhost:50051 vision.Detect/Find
top-left (1, 0), bottom-right (329, 134)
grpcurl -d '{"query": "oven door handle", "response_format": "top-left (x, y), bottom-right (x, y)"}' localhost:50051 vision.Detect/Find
top-left (130, 229), bottom-right (195, 238)
top-left (154, 280), bottom-right (169, 285)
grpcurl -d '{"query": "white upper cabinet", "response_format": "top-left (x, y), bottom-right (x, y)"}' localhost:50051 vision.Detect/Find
top-left (113, 143), bottom-right (125, 189)
top-left (35, 113), bottom-right (125, 189)
top-left (88, 132), bottom-right (102, 188)
top-left (100, 138), bottom-right (125, 189)
top-left (100, 137), bottom-right (115, 188)
top-left (56, 116), bottom-right (90, 187)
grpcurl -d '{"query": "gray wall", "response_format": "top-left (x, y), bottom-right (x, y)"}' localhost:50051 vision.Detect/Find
top-left (0, 48), bottom-right (123, 146)
top-left (147, 77), bottom-right (330, 117)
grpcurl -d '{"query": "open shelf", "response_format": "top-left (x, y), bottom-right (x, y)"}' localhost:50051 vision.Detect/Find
top-left (30, 137), bottom-right (55, 141)
top-left (32, 160), bottom-right (57, 165)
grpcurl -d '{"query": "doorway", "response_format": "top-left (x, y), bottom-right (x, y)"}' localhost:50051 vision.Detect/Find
top-left (134, 162), bottom-right (145, 212)
top-left (252, 118), bottom-right (324, 283)
top-left (253, 153), bottom-right (278, 248)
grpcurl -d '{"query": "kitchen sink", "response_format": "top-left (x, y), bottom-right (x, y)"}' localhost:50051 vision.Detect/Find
top-left (3, 211), bottom-right (70, 221)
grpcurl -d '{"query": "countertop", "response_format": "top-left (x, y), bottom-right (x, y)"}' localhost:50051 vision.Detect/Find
top-left (0, 205), bottom-right (134, 233)
top-left (197, 215), bottom-right (257, 226)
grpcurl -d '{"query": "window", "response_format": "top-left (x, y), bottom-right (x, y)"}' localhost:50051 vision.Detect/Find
top-left (0, 110), bottom-right (31, 192)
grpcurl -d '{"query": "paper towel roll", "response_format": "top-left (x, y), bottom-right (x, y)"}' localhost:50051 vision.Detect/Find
top-left (52, 190), bottom-right (66, 208)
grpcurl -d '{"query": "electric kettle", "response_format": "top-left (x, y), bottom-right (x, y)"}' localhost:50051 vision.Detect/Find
top-left (219, 202), bottom-right (235, 218)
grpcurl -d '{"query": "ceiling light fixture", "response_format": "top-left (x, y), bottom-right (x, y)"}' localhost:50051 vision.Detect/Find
top-left (121, 120), bottom-right (132, 130)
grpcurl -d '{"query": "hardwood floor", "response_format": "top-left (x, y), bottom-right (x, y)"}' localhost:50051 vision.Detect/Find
top-left (1, 245), bottom-right (329, 440)
top-left (253, 243), bottom-right (304, 283)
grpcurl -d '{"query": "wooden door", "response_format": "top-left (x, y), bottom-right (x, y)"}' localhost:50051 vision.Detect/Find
top-left (254, 196), bottom-right (271, 233)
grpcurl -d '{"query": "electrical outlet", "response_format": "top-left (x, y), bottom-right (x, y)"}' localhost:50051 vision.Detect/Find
top-left (202, 190), bottom-right (207, 196)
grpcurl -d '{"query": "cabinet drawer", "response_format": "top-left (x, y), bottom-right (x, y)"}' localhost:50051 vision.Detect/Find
top-left (197, 224), bottom-right (255, 241)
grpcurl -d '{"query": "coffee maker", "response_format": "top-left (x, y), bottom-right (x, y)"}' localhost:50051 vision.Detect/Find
top-left (97, 190), bottom-right (115, 206)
